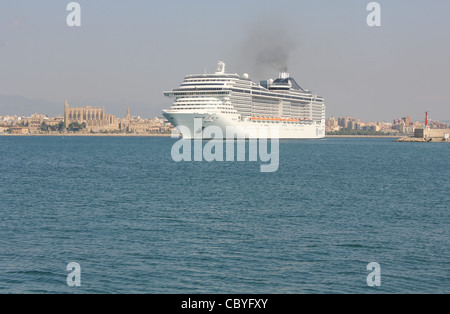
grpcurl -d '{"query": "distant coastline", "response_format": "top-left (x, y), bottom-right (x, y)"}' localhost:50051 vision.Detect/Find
top-left (0, 133), bottom-right (174, 137)
top-left (0, 133), bottom-right (400, 139)
top-left (325, 135), bottom-right (400, 138)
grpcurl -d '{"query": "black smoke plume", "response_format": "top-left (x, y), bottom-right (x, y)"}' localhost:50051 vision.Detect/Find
top-left (240, 23), bottom-right (299, 79)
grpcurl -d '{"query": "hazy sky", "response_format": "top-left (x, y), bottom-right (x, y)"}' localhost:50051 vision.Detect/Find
top-left (0, 0), bottom-right (449, 121)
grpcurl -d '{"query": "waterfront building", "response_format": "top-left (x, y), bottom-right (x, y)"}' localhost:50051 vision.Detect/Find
top-left (9, 127), bottom-right (29, 134)
top-left (120, 107), bottom-right (173, 134)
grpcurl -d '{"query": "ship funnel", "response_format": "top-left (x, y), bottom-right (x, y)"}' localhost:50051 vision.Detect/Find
top-left (279, 72), bottom-right (290, 79)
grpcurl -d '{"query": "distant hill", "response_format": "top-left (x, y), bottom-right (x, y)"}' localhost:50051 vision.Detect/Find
top-left (0, 94), bottom-right (61, 116)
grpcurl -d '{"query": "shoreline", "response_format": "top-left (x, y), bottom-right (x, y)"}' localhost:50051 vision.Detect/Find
top-left (1, 133), bottom-right (400, 139)
top-left (325, 135), bottom-right (400, 138)
top-left (0, 133), bottom-right (174, 137)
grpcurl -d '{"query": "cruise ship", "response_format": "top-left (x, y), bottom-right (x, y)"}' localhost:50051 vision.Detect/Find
top-left (163, 61), bottom-right (325, 139)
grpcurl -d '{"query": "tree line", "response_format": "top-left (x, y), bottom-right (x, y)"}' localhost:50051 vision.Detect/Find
top-left (39, 121), bottom-right (86, 133)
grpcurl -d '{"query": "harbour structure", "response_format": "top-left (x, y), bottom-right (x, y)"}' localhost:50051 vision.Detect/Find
top-left (398, 112), bottom-right (450, 142)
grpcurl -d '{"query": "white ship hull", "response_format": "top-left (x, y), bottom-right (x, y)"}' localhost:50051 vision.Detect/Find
top-left (163, 111), bottom-right (325, 139)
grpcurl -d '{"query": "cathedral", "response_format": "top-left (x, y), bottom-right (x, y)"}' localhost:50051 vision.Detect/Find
top-left (64, 100), bottom-right (119, 132)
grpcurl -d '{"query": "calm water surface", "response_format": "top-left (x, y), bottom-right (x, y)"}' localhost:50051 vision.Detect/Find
top-left (0, 136), bottom-right (449, 293)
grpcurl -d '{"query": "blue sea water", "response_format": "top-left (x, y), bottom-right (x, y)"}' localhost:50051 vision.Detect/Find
top-left (0, 136), bottom-right (449, 294)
